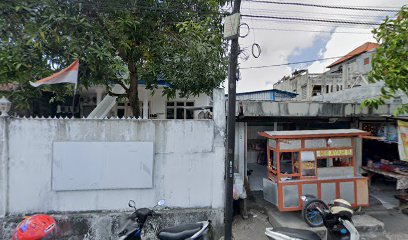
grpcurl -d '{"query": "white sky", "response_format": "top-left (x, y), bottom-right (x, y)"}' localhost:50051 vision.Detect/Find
top-left (229, 0), bottom-right (406, 93)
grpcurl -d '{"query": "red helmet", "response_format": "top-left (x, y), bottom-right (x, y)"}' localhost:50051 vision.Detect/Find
top-left (12, 214), bottom-right (58, 240)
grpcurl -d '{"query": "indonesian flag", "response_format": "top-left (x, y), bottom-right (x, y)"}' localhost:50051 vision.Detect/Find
top-left (30, 60), bottom-right (79, 87)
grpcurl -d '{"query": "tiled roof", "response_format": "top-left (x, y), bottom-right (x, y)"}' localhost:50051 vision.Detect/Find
top-left (327, 42), bottom-right (379, 68)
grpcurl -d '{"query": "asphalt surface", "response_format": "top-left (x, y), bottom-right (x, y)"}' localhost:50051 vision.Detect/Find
top-left (231, 186), bottom-right (408, 240)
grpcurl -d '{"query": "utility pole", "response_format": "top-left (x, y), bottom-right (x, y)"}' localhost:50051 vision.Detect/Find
top-left (225, 0), bottom-right (241, 239)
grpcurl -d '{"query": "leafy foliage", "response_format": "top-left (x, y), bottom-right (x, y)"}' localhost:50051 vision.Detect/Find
top-left (362, 5), bottom-right (408, 115)
top-left (0, 0), bottom-right (228, 116)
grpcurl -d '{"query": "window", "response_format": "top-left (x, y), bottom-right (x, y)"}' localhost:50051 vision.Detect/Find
top-left (117, 101), bottom-right (149, 118)
top-left (279, 152), bottom-right (300, 176)
top-left (394, 97), bottom-right (402, 104)
top-left (301, 151), bottom-right (316, 177)
top-left (166, 101), bottom-right (194, 119)
top-left (326, 85), bottom-right (329, 93)
top-left (364, 57), bottom-right (369, 65)
top-left (270, 150), bottom-right (277, 170)
top-left (318, 157), bottom-right (352, 168)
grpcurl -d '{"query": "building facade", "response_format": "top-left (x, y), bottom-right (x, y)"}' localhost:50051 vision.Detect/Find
top-left (81, 84), bottom-right (212, 120)
top-left (274, 42), bottom-right (378, 101)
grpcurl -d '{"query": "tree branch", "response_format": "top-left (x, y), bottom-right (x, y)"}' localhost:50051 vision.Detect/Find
top-left (108, 91), bottom-right (127, 97)
top-left (111, 79), bottom-right (130, 93)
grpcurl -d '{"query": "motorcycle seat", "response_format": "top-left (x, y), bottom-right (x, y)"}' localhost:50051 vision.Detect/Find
top-left (274, 227), bottom-right (321, 240)
top-left (157, 223), bottom-right (202, 240)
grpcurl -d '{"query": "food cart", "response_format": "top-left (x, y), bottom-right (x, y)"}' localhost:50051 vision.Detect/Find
top-left (259, 129), bottom-right (370, 211)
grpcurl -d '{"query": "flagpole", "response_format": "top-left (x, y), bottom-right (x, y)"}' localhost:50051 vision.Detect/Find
top-left (71, 82), bottom-right (78, 118)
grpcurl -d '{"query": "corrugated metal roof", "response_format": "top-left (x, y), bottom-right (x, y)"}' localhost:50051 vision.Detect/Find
top-left (235, 89), bottom-right (297, 96)
top-left (260, 129), bottom-right (369, 139)
top-left (327, 42), bottom-right (378, 68)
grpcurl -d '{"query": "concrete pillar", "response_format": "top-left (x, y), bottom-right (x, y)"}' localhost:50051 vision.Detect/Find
top-left (211, 88), bottom-right (226, 209)
top-left (274, 122), bottom-right (278, 131)
top-left (354, 137), bottom-right (363, 175)
top-left (96, 87), bottom-right (104, 105)
top-left (143, 95), bottom-right (149, 120)
top-left (0, 117), bottom-right (9, 218)
top-left (343, 64), bottom-right (348, 89)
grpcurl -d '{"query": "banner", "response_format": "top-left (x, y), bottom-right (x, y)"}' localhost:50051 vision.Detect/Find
top-left (398, 120), bottom-right (408, 162)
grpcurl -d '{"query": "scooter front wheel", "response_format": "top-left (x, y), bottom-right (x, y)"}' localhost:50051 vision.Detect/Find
top-left (302, 199), bottom-right (328, 227)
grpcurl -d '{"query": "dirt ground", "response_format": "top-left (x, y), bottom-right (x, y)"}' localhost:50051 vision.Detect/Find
top-left (232, 208), bottom-right (272, 240)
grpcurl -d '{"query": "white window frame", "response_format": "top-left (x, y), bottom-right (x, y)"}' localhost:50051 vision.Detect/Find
top-left (166, 101), bottom-right (195, 119)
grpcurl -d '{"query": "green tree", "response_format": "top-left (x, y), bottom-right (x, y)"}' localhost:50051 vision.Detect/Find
top-left (362, 5), bottom-right (408, 115)
top-left (0, 0), bottom-right (228, 117)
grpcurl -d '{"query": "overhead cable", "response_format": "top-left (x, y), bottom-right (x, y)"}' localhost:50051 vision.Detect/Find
top-left (243, 1), bottom-right (400, 12)
top-left (241, 14), bottom-right (381, 26)
top-left (248, 27), bottom-right (372, 34)
top-left (241, 7), bottom-right (390, 18)
top-left (240, 51), bottom-right (376, 69)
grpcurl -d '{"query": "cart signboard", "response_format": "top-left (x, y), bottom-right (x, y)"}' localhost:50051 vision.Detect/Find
top-left (316, 149), bottom-right (353, 158)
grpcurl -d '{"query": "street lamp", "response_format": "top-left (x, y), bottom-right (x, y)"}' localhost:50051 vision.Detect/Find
top-left (0, 96), bottom-right (11, 117)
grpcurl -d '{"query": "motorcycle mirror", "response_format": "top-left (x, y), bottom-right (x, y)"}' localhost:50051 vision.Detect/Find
top-left (128, 200), bottom-right (136, 208)
top-left (157, 199), bottom-right (166, 206)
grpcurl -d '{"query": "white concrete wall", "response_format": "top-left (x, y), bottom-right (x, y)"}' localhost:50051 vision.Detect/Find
top-left (0, 118), bottom-right (8, 218)
top-left (0, 89), bottom-right (225, 216)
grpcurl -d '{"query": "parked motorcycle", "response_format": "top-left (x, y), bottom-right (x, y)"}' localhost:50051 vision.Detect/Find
top-left (117, 199), bottom-right (212, 240)
top-left (301, 195), bottom-right (329, 227)
top-left (265, 198), bottom-right (359, 240)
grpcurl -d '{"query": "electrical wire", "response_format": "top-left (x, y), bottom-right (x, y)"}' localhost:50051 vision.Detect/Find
top-left (242, 1), bottom-right (400, 12)
top-left (240, 18), bottom-right (377, 29)
top-left (75, 1), bottom-right (226, 16)
top-left (240, 51), bottom-right (376, 69)
top-left (246, 0), bottom-right (262, 59)
top-left (64, 1), bottom-right (389, 31)
top-left (239, 23), bottom-right (250, 37)
top-left (241, 14), bottom-right (381, 26)
top-left (248, 27), bottom-right (373, 34)
top-left (251, 43), bottom-right (261, 58)
top-left (240, 7), bottom-right (391, 19)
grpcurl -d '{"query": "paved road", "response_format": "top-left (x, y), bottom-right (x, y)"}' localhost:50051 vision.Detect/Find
top-left (231, 191), bottom-right (408, 240)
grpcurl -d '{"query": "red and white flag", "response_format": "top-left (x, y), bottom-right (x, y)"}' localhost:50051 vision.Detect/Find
top-left (30, 60), bottom-right (79, 87)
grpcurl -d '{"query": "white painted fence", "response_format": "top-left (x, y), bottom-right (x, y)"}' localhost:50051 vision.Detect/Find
top-left (0, 89), bottom-right (225, 217)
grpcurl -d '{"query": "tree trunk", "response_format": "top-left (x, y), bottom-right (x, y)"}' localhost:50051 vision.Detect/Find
top-left (127, 61), bottom-right (140, 117)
